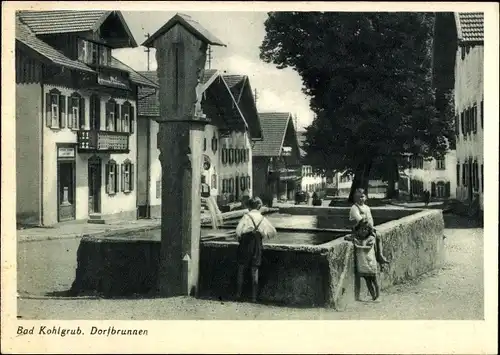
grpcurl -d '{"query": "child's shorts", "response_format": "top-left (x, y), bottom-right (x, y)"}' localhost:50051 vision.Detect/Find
top-left (237, 232), bottom-right (263, 267)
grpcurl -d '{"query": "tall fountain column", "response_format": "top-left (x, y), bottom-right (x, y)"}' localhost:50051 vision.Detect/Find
top-left (143, 15), bottom-right (225, 297)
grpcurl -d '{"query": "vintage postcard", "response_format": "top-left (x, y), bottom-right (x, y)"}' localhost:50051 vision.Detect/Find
top-left (1, 1), bottom-right (498, 354)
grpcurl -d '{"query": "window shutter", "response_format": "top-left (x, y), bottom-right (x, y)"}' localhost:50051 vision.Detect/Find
top-left (121, 164), bottom-right (125, 192)
top-left (247, 176), bottom-right (251, 189)
top-left (67, 98), bottom-right (73, 129)
top-left (445, 182), bottom-right (450, 198)
top-left (460, 112), bottom-right (465, 135)
top-left (115, 163), bottom-right (119, 193)
top-left (79, 97), bottom-right (86, 129)
top-left (46, 93), bottom-right (51, 127)
top-left (130, 164), bottom-right (135, 191)
top-left (115, 103), bottom-right (120, 132)
top-left (222, 179), bottom-right (226, 193)
top-left (222, 148), bottom-right (227, 164)
top-left (229, 149), bottom-right (234, 164)
top-left (474, 105), bottom-right (478, 133)
top-left (130, 105), bottom-right (135, 134)
top-left (203, 138), bottom-right (207, 152)
top-left (105, 163), bottom-right (110, 194)
top-left (462, 164), bottom-right (466, 186)
top-left (235, 149), bottom-right (240, 164)
top-left (59, 95), bottom-right (66, 128)
top-left (481, 164), bottom-right (483, 191)
top-left (456, 164), bottom-right (460, 186)
top-left (480, 101), bottom-right (483, 128)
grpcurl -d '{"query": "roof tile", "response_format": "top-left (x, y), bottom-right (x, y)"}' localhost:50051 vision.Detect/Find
top-left (17, 10), bottom-right (109, 35)
top-left (16, 17), bottom-right (94, 73)
top-left (252, 112), bottom-right (292, 157)
top-left (457, 12), bottom-right (484, 42)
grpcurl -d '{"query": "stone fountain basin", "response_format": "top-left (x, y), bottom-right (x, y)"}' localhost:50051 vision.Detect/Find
top-left (69, 208), bottom-right (445, 310)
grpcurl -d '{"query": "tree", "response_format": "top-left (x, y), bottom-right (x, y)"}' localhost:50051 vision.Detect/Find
top-left (260, 12), bottom-right (455, 202)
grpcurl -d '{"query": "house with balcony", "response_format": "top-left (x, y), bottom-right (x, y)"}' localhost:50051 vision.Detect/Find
top-left (434, 12), bottom-right (484, 210)
top-left (136, 64), bottom-right (262, 217)
top-left (15, 10), bottom-right (158, 226)
top-left (252, 112), bottom-right (302, 204)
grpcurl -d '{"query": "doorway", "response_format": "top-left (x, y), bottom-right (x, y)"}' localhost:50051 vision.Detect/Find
top-left (57, 160), bottom-right (76, 222)
top-left (88, 157), bottom-right (102, 214)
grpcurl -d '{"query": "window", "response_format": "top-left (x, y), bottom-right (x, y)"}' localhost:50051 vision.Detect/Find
top-left (68, 93), bottom-right (84, 130)
top-left (121, 160), bottom-right (134, 193)
top-left (105, 159), bottom-right (119, 195)
top-left (456, 163), bottom-right (460, 186)
top-left (78, 39), bottom-right (112, 67)
top-left (121, 102), bottom-right (131, 133)
top-left (106, 99), bottom-right (119, 131)
top-left (474, 161), bottom-right (479, 190)
top-left (45, 89), bottom-right (66, 129)
top-left (411, 156), bottom-right (423, 169)
top-left (436, 181), bottom-right (446, 198)
top-left (436, 157), bottom-right (446, 170)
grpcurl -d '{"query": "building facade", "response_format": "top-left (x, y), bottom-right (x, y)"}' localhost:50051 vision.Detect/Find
top-left (252, 112), bottom-right (302, 203)
top-left (137, 69), bottom-right (262, 217)
top-left (15, 11), bottom-right (158, 226)
top-left (399, 152), bottom-right (457, 199)
top-left (452, 13), bottom-right (484, 209)
top-left (296, 131), bottom-right (326, 194)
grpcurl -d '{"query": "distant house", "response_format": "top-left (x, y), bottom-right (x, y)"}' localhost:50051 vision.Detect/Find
top-left (434, 12), bottom-right (484, 209)
top-left (252, 112), bottom-right (302, 203)
top-left (296, 131), bottom-right (326, 194)
top-left (399, 152), bottom-right (457, 199)
top-left (15, 10), bottom-right (158, 226)
top-left (136, 69), bottom-right (262, 217)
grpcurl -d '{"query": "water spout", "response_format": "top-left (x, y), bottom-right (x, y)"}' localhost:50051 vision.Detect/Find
top-left (202, 196), bottom-right (223, 229)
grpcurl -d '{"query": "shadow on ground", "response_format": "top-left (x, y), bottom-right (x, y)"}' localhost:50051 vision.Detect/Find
top-left (443, 213), bottom-right (482, 229)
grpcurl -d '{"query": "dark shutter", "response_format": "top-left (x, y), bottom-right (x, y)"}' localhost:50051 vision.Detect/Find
top-left (228, 149), bottom-right (233, 164)
top-left (460, 112), bottom-right (465, 135)
top-left (222, 148), bottom-right (226, 164)
top-left (203, 138), bottom-right (207, 152)
top-left (115, 103), bottom-right (120, 132)
top-left (247, 176), bottom-right (251, 189)
top-left (79, 97), bottom-right (86, 129)
top-left (222, 179), bottom-right (226, 193)
top-left (67, 97), bottom-right (73, 129)
top-left (130, 105), bottom-right (135, 134)
top-left (462, 164), bottom-right (466, 186)
top-left (130, 163), bottom-right (134, 191)
top-left (240, 177), bottom-right (246, 190)
top-left (475, 162), bottom-right (479, 189)
top-left (235, 149), bottom-right (240, 164)
top-left (455, 115), bottom-right (459, 135)
top-left (456, 164), bottom-right (460, 186)
top-left (473, 105), bottom-right (478, 133)
top-left (445, 182), bottom-right (451, 198)
top-left (105, 163), bottom-right (110, 194)
top-left (481, 164), bottom-right (483, 191)
top-left (480, 101), bottom-right (483, 128)
top-left (121, 164), bottom-right (125, 192)
top-left (115, 163), bottom-right (119, 193)
top-left (46, 93), bottom-right (51, 127)
top-left (59, 95), bottom-right (66, 128)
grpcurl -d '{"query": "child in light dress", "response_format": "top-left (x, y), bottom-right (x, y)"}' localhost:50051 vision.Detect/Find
top-left (346, 219), bottom-right (380, 301)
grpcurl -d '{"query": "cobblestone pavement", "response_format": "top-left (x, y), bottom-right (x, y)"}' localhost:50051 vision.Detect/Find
top-left (17, 214), bottom-right (484, 320)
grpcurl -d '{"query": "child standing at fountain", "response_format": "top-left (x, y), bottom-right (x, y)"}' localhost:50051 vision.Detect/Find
top-left (235, 197), bottom-right (277, 302)
top-left (347, 220), bottom-right (380, 301)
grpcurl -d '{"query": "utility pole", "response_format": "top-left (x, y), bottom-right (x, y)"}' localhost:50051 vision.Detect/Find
top-left (206, 45), bottom-right (213, 69)
top-left (144, 33), bottom-right (151, 71)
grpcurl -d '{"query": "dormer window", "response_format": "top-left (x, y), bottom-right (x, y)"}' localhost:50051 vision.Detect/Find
top-left (78, 39), bottom-right (112, 67)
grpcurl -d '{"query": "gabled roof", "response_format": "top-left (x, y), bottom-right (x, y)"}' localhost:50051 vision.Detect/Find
top-left (455, 12), bottom-right (484, 43)
top-left (222, 73), bottom-right (262, 140)
top-left (143, 13), bottom-right (225, 48)
top-left (16, 17), bottom-right (95, 73)
top-left (136, 69), bottom-right (218, 117)
top-left (17, 10), bottom-right (138, 47)
top-left (253, 112), bottom-right (297, 157)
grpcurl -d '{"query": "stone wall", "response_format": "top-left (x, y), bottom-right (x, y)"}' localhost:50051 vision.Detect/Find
top-left (70, 209), bottom-right (445, 310)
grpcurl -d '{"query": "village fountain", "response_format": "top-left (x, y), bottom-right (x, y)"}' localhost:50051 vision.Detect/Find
top-left (69, 14), bottom-right (447, 309)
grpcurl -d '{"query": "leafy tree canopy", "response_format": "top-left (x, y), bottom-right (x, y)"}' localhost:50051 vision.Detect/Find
top-left (260, 12), bottom-right (455, 197)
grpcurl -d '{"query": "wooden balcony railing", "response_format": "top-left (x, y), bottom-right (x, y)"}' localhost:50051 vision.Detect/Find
top-left (77, 130), bottom-right (130, 153)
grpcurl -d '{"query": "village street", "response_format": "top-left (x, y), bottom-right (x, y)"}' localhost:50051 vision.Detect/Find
top-left (17, 214), bottom-right (484, 320)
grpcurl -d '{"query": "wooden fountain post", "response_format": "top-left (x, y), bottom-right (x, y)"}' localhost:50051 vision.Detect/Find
top-left (143, 14), bottom-right (225, 297)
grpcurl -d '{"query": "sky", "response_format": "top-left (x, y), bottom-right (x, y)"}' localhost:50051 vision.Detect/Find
top-left (113, 11), bottom-right (313, 131)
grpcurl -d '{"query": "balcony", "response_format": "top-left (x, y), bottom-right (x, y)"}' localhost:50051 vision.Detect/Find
top-left (77, 130), bottom-right (130, 153)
